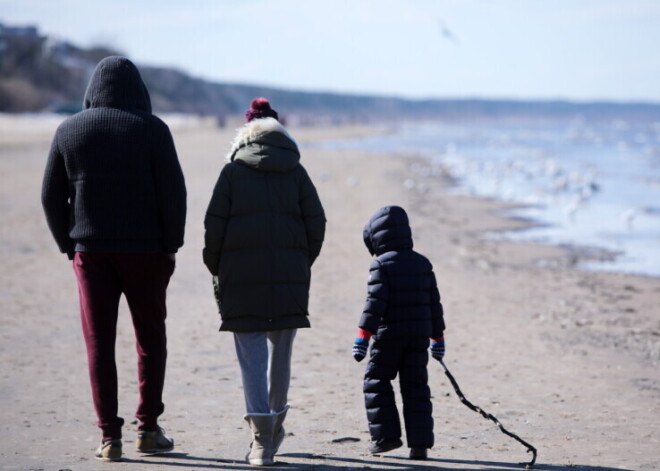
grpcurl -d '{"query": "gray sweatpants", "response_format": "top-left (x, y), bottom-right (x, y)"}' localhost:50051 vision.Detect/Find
top-left (233, 329), bottom-right (297, 414)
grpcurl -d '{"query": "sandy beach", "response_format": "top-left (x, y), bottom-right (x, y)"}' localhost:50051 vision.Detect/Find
top-left (0, 115), bottom-right (658, 471)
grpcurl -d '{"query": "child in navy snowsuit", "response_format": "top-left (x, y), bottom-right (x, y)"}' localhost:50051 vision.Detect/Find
top-left (352, 205), bottom-right (446, 460)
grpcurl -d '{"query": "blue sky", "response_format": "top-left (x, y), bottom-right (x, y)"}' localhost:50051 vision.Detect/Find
top-left (3, 0), bottom-right (660, 102)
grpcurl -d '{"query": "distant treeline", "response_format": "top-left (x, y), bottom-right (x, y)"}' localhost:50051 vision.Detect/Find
top-left (1, 25), bottom-right (659, 121)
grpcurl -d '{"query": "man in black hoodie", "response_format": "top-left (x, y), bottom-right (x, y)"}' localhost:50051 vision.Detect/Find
top-left (41, 56), bottom-right (186, 461)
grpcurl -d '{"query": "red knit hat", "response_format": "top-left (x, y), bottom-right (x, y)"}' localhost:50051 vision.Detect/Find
top-left (245, 97), bottom-right (279, 122)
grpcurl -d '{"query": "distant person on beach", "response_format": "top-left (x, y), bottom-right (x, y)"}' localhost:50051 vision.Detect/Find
top-left (41, 56), bottom-right (187, 462)
top-left (352, 205), bottom-right (445, 460)
top-left (203, 98), bottom-right (325, 466)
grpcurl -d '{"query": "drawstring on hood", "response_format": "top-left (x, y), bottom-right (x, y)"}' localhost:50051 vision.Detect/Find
top-left (363, 206), bottom-right (414, 256)
top-left (83, 56), bottom-right (151, 113)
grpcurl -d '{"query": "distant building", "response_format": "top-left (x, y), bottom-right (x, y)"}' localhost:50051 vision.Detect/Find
top-left (0, 23), bottom-right (41, 39)
top-left (0, 22), bottom-right (46, 64)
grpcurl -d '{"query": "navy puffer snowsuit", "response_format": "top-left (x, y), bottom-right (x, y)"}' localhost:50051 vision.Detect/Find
top-left (359, 206), bottom-right (445, 448)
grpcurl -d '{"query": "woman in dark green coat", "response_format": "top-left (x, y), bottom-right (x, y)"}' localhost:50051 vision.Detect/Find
top-left (203, 98), bottom-right (325, 465)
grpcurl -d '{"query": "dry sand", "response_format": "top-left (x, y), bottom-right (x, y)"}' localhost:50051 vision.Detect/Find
top-left (0, 116), bottom-right (658, 471)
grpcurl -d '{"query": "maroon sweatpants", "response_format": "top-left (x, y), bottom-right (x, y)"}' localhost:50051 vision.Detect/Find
top-left (73, 252), bottom-right (175, 441)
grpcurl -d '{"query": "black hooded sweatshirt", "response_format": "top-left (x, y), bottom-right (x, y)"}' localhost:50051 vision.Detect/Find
top-left (359, 206), bottom-right (445, 339)
top-left (42, 56), bottom-right (187, 256)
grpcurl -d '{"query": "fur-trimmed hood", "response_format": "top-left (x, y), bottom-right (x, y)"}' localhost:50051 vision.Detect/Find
top-left (226, 117), bottom-right (300, 173)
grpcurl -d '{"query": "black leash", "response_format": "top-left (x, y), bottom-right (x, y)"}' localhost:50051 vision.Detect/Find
top-left (439, 359), bottom-right (537, 469)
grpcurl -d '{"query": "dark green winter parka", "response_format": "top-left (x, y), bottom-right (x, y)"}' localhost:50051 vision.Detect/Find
top-left (203, 117), bottom-right (326, 332)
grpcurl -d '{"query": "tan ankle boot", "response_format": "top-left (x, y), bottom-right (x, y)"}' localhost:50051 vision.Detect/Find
top-left (244, 413), bottom-right (276, 466)
top-left (272, 405), bottom-right (290, 455)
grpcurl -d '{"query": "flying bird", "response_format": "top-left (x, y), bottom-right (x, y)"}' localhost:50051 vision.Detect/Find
top-left (437, 18), bottom-right (459, 45)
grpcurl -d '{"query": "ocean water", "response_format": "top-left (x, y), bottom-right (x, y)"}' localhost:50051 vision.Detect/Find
top-left (315, 115), bottom-right (660, 277)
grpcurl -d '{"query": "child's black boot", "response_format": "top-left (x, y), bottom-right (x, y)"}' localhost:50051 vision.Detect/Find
top-left (369, 438), bottom-right (403, 454)
top-left (409, 448), bottom-right (428, 460)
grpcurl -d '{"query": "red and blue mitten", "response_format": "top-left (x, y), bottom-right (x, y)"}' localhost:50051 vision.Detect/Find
top-left (430, 337), bottom-right (445, 361)
top-left (352, 329), bottom-right (373, 362)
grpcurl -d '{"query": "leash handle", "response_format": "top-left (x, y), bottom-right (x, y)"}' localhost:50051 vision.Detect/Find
top-left (439, 359), bottom-right (537, 469)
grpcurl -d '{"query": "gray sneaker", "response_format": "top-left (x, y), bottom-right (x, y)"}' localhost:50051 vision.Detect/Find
top-left (136, 427), bottom-right (174, 453)
top-left (95, 439), bottom-right (122, 461)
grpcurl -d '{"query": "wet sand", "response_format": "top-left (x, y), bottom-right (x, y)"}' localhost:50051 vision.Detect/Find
top-left (0, 115), bottom-right (658, 470)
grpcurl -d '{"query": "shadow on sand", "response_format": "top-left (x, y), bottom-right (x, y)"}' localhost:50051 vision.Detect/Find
top-left (117, 451), bottom-right (639, 471)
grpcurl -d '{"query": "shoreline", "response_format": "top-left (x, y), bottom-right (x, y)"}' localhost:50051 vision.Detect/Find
top-left (311, 117), bottom-right (660, 280)
top-left (1, 117), bottom-right (659, 469)
top-left (379, 147), bottom-right (660, 367)
top-left (415, 165), bottom-right (659, 368)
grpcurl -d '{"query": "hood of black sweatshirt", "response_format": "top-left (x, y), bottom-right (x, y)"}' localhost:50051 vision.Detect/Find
top-left (83, 56), bottom-right (151, 113)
